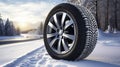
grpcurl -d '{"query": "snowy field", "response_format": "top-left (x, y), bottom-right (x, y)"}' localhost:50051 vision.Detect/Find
top-left (1, 30), bottom-right (120, 67)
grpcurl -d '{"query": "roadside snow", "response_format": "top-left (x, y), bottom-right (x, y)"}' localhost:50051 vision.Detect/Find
top-left (98, 30), bottom-right (120, 46)
top-left (0, 36), bottom-right (23, 40)
top-left (3, 30), bottom-right (120, 67)
top-left (0, 34), bottom-right (42, 41)
top-left (21, 34), bottom-right (42, 39)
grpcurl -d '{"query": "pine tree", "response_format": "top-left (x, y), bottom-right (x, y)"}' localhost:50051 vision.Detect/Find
top-left (0, 14), bottom-right (20, 36)
top-left (40, 22), bottom-right (43, 34)
top-left (5, 19), bottom-right (10, 36)
top-left (0, 14), bottom-right (5, 36)
top-left (0, 19), bottom-right (3, 36)
top-left (0, 18), bottom-right (3, 35)
top-left (10, 21), bottom-right (16, 35)
top-left (38, 22), bottom-right (43, 35)
top-left (16, 27), bottom-right (20, 35)
top-left (5, 18), bottom-right (16, 36)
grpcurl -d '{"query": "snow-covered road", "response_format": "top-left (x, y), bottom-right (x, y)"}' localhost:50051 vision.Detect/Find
top-left (1, 30), bottom-right (120, 67)
top-left (0, 40), bottom-right (43, 66)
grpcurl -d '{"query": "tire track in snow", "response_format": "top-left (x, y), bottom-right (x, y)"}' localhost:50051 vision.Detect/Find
top-left (4, 45), bottom-right (45, 67)
top-left (4, 45), bottom-right (69, 67)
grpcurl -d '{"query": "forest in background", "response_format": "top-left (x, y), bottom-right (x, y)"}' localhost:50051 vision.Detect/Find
top-left (0, 14), bottom-right (20, 36)
top-left (0, 13), bottom-right (44, 36)
top-left (67, 0), bottom-right (120, 33)
top-left (1, 0), bottom-right (119, 36)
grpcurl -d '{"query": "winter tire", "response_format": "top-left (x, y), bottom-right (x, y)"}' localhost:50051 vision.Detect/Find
top-left (43, 3), bottom-right (98, 60)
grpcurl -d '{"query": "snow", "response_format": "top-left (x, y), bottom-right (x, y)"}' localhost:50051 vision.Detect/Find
top-left (0, 36), bottom-right (23, 40)
top-left (0, 40), bottom-right (43, 66)
top-left (21, 34), bottom-right (42, 39)
top-left (98, 30), bottom-right (120, 46)
top-left (1, 30), bottom-right (120, 67)
top-left (0, 34), bottom-right (42, 42)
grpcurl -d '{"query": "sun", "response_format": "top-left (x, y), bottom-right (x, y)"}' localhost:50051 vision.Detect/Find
top-left (18, 22), bottom-right (30, 31)
top-left (19, 23), bottom-right (27, 27)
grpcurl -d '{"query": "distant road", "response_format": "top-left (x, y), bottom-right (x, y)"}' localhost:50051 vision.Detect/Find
top-left (0, 34), bottom-right (43, 45)
top-left (0, 37), bottom-right (41, 45)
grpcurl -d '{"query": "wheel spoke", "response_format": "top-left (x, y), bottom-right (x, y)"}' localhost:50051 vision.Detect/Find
top-left (48, 21), bottom-right (57, 31)
top-left (57, 37), bottom-right (62, 52)
top-left (64, 20), bottom-right (73, 29)
top-left (49, 37), bottom-right (58, 47)
top-left (47, 12), bottom-right (76, 54)
top-left (62, 39), bottom-right (69, 51)
top-left (47, 33), bottom-right (56, 38)
top-left (61, 13), bottom-right (66, 27)
top-left (63, 33), bottom-right (75, 40)
top-left (53, 14), bottom-right (60, 29)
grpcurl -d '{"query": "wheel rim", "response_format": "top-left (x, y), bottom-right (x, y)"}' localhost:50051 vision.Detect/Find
top-left (46, 12), bottom-right (76, 54)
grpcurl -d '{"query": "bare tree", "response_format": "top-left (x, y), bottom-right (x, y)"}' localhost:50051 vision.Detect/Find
top-left (114, 0), bottom-right (118, 31)
top-left (117, 0), bottom-right (120, 31)
top-left (66, 0), bottom-right (85, 5)
top-left (65, 0), bottom-right (120, 32)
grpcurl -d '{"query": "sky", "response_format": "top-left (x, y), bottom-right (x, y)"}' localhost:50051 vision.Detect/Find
top-left (0, 0), bottom-right (64, 31)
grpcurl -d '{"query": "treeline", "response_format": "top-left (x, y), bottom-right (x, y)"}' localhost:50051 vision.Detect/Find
top-left (37, 22), bottom-right (43, 35)
top-left (0, 15), bottom-right (20, 36)
top-left (27, 22), bottom-right (44, 35)
top-left (67, 0), bottom-right (120, 33)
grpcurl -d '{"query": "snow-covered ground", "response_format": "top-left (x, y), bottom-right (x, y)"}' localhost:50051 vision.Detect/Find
top-left (21, 34), bottom-right (42, 39)
top-left (1, 30), bottom-right (120, 67)
top-left (0, 34), bottom-right (42, 42)
top-left (0, 36), bottom-right (23, 40)
top-left (0, 40), bottom-right (43, 66)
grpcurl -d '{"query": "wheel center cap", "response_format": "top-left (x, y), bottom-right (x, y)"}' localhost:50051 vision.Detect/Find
top-left (59, 30), bottom-right (63, 35)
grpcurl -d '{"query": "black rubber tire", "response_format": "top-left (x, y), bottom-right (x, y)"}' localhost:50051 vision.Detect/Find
top-left (43, 3), bottom-right (98, 61)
